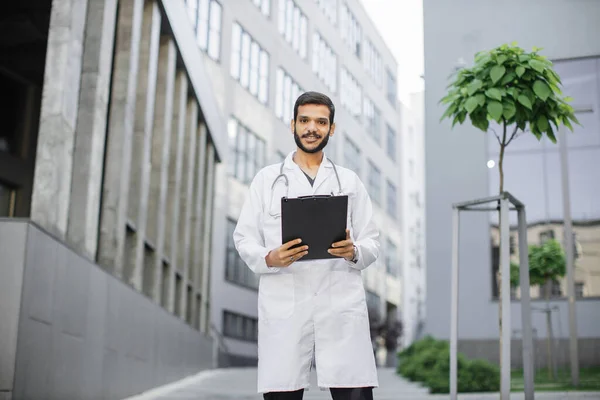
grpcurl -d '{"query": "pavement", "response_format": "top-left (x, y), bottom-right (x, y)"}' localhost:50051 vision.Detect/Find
top-left (124, 368), bottom-right (600, 400)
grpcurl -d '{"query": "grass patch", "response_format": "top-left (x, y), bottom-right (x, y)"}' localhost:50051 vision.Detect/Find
top-left (511, 367), bottom-right (600, 392)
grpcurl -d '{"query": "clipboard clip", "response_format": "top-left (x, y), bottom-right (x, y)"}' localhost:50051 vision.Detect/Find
top-left (292, 195), bottom-right (334, 201)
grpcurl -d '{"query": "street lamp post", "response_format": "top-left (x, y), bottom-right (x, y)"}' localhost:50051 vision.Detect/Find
top-left (558, 121), bottom-right (580, 387)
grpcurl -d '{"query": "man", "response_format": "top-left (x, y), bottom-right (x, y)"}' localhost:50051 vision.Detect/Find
top-left (234, 91), bottom-right (380, 400)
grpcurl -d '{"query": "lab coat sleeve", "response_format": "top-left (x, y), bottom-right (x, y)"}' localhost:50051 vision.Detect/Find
top-left (233, 173), bottom-right (281, 275)
top-left (348, 176), bottom-right (380, 270)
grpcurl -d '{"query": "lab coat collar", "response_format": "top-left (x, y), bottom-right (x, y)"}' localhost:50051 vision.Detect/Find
top-left (282, 151), bottom-right (334, 171)
top-left (283, 151), bottom-right (335, 195)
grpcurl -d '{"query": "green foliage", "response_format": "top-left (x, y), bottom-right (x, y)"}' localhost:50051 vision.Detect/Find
top-left (509, 239), bottom-right (566, 287)
top-left (397, 336), bottom-right (500, 393)
top-left (439, 43), bottom-right (579, 143)
top-left (529, 238), bottom-right (566, 286)
top-left (510, 261), bottom-right (520, 288)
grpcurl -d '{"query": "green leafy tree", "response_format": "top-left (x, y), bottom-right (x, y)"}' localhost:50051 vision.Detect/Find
top-left (510, 261), bottom-right (520, 289)
top-left (529, 239), bottom-right (567, 287)
top-left (509, 239), bottom-right (567, 379)
top-left (439, 42), bottom-right (578, 380)
top-left (440, 43), bottom-right (579, 193)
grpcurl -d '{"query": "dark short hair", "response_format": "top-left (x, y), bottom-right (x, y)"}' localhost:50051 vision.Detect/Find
top-left (293, 91), bottom-right (335, 125)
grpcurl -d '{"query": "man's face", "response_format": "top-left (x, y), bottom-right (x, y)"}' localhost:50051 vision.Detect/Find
top-left (291, 104), bottom-right (335, 154)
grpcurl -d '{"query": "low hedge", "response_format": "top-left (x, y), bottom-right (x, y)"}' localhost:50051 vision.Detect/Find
top-left (397, 336), bottom-right (500, 394)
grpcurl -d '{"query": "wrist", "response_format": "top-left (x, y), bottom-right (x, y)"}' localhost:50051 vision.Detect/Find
top-left (346, 245), bottom-right (358, 262)
top-left (265, 251), bottom-right (273, 267)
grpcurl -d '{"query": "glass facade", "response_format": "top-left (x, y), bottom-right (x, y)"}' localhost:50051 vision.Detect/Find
top-left (488, 57), bottom-right (600, 299)
top-left (186, 0), bottom-right (223, 61)
top-left (230, 23), bottom-right (270, 104)
top-left (227, 118), bottom-right (267, 184)
top-left (275, 68), bottom-right (303, 123)
top-left (278, 0), bottom-right (308, 59)
top-left (312, 32), bottom-right (337, 93)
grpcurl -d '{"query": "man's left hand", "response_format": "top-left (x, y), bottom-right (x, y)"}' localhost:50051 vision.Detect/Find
top-left (328, 229), bottom-right (355, 261)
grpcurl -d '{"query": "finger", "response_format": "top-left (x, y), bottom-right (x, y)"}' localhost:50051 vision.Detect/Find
top-left (332, 239), bottom-right (352, 248)
top-left (328, 247), bottom-right (352, 257)
top-left (294, 251), bottom-right (309, 261)
top-left (282, 238), bottom-right (302, 250)
top-left (282, 245), bottom-right (309, 258)
top-left (286, 251), bottom-right (308, 265)
top-left (346, 229), bottom-right (350, 240)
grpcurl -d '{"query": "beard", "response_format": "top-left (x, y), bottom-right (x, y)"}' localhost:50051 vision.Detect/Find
top-left (294, 127), bottom-right (331, 154)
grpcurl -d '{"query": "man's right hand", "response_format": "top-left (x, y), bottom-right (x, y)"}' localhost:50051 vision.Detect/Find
top-left (265, 239), bottom-right (309, 267)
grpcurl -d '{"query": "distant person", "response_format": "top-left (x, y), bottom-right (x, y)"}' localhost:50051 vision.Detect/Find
top-left (234, 92), bottom-right (380, 400)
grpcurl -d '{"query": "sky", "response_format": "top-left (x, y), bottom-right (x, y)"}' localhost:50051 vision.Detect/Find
top-left (359, 0), bottom-right (425, 103)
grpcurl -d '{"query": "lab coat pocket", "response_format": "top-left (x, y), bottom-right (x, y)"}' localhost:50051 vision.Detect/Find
top-left (329, 268), bottom-right (367, 317)
top-left (258, 273), bottom-right (295, 320)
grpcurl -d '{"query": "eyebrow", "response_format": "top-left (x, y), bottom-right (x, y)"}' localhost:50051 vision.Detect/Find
top-left (299, 115), bottom-right (329, 122)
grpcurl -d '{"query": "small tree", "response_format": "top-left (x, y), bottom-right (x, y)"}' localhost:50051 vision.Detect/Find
top-left (511, 239), bottom-right (566, 379)
top-left (510, 261), bottom-right (520, 289)
top-left (439, 43), bottom-right (578, 380)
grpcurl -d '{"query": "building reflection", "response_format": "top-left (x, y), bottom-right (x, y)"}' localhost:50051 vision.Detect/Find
top-left (490, 220), bottom-right (600, 299)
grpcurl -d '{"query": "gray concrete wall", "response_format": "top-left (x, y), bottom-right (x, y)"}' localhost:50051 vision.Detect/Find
top-left (423, 0), bottom-right (600, 350)
top-left (0, 221), bottom-right (27, 400)
top-left (0, 220), bottom-right (212, 400)
top-left (459, 337), bottom-right (600, 370)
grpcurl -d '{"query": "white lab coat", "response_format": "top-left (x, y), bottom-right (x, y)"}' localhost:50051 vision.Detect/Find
top-left (233, 152), bottom-right (380, 393)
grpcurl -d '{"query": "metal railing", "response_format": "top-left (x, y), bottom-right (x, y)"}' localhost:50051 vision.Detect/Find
top-left (210, 324), bottom-right (231, 368)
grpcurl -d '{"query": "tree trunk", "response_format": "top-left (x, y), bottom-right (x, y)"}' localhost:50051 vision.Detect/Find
top-left (498, 123), bottom-right (507, 391)
top-left (545, 280), bottom-right (557, 380)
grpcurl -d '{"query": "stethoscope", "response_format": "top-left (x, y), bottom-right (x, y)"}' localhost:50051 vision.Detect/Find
top-left (268, 157), bottom-right (343, 217)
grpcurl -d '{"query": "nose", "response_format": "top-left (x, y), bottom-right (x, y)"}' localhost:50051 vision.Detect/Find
top-left (307, 120), bottom-right (317, 132)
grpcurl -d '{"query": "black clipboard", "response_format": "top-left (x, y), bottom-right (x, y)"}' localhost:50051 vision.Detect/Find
top-left (281, 195), bottom-right (348, 260)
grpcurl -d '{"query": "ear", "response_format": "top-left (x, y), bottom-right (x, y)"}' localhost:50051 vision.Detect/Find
top-left (290, 119), bottom-right (295, 134)
top-left (329, 122), bottom-right (336, 137)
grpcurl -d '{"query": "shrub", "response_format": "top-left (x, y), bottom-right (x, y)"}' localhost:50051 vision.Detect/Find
top-left (397, 337), bottom-right (500, 394)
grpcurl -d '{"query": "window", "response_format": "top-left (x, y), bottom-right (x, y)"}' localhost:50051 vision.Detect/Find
top-left (343, 136), bottom-right (361, 176)
top-left (315, 0), bottom-right (337, 24)
top-left (340, 3), bottom-right (361, 58)
top-left (363, 38), bottom-right (382, 87)
top-left (551, 281), bottom-right (562, 297)
top-left (573, 232), bottom-right (580, 259)
top-left (386, 69), bottom-right (397, 106)
top-left (0, 72), bottom-right (37, 219)
top-left (386, 180), bottom-right (396, 219)
top-left (363, 98), bottom-right (380, 143)
top-left (252, 0), bottom-right (270, 16)
top-left (386, 125), bottom-right (396, 161)
top-left (225, 219), bottom-right (259, 290)
top-left (223, 310), bottom-right (258, 342)
top-left (0, 182), bottom-right (14, 217)
top-left (228, 118), bottom-right (266, 184)
top-left (367, 161), bottom-right (381, 205)
top-left (312, 32), bottom-right (337, 93)
top-left (385, 239), bottom-right (398, 276)
top-left (186, 0), bottom-right (222, 61)
top-left (276, 68), bottom-right (303, 123)
top-left (231, 23), bottom-right (270, 104)
top-left (278, 0), bottom-right (308, 59)
top-left (539, 280), bottom-right (562, 299)
top-left (575, 282), bottom-right (584, 298)
top-left (340, 68), bottom-right (361, 118)
top-left (539, 229), bottom-right (555, 243)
